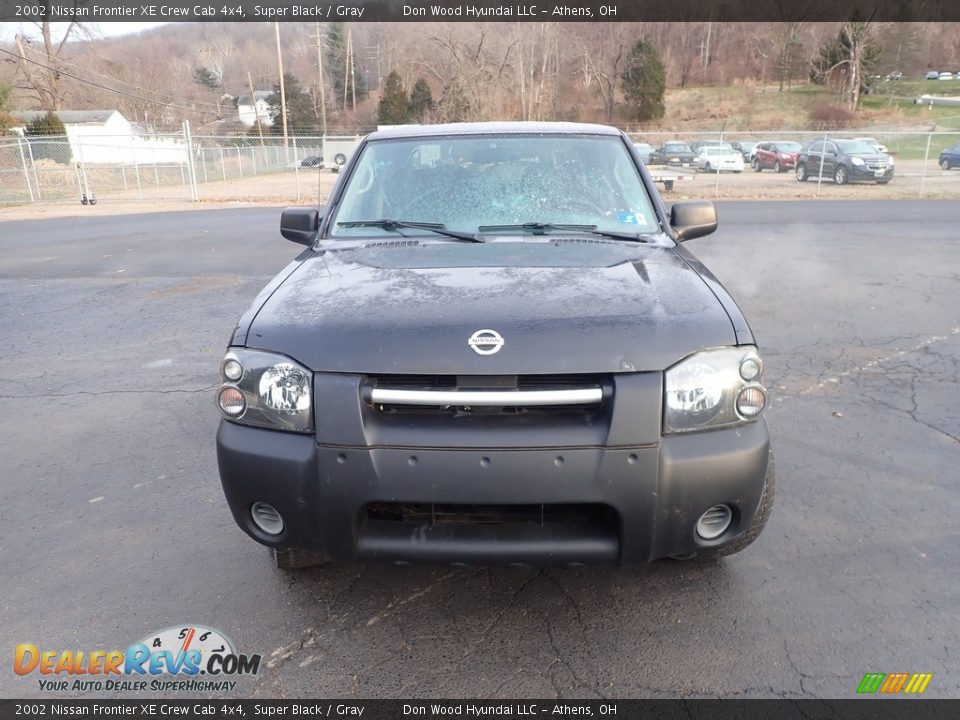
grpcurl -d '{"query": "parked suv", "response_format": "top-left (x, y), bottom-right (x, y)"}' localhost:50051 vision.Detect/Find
top-left (939, 143), bottom-right (960, 170)
top-left (796, 138), bottom-right (895, 185)
top-left (215, 122), bottom-right (774, 570)
top-left (751, 141), bottom-right (802, 172)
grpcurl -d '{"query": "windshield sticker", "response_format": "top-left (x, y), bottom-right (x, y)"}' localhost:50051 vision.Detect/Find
top-left (616, 211), bottom-right (647, 225)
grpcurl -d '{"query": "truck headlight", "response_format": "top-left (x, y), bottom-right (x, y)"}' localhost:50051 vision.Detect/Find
top-left (851, 157), bottom-right (865, 166)
top-left (664, 347), bottom-right (766, 433)
top-left (216, 349), bottom-right (313, 433)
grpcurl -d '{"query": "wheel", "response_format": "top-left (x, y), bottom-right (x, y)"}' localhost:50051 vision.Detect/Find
top-left (774, 160), bottom-right (783, 173)
top-left (273, 547), bottom-right (329, 571)
top-left (942, 159), bottom-right (951, 171)
top-left (834, 166), bottom-right (848, 185)
top-left (663, 180), bottom-right (674, 191)
top-left (796, 163), bottom-right (808, 182)
top-left (673, 450), bottom-right (776, 561)
top-left (752, 159), bottom-right (762, 172)
top-left (89, 197), bottom-right (97, 206)
top-left (704, 162), bottom-right (713, 172)
top-left (80, 195), bottom-right (88, 205)
top-left (334, 152), bottom-right (347, 166)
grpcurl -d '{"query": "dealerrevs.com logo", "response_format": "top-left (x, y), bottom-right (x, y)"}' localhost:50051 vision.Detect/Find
top-left (14, 625), bottom-right (261, 693)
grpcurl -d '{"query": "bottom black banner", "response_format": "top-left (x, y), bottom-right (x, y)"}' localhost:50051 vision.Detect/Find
top-left (1, 700), bottom-right (958, 720)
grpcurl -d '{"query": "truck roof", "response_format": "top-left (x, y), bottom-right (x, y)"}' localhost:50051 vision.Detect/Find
top-left (367, 121), bottom-right (623, 140)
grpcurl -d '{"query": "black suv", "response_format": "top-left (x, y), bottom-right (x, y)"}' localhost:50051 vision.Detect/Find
top-left (795, 138), bottom-right (894, 185)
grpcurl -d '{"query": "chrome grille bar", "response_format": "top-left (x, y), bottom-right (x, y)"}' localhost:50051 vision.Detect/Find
top-left (370, 387), bottom-right (603, 407)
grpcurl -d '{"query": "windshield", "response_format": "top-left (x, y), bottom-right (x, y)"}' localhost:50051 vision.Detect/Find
top-left (664, 143), bottom-right (692, 152)
top-left (836, 140), bottom-right (880, 154)
top-left (331, 134), bottom-right (660, 237)
top-left (775, 142), bottom-right (802, 152)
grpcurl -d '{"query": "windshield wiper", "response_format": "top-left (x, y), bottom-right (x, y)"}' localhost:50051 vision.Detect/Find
top-left (477, 222), bottom-right (653, 243)
top-left (337, 219), bottom-right (483, 243)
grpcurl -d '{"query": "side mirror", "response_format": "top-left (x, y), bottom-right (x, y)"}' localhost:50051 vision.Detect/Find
top-left (280, 207), bottom-right (320, 245)
top-left (671, 200), bottom-right (718, 242)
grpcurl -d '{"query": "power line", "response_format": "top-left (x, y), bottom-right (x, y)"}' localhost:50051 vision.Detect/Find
top-left (0, 46), bottom-right (222, 117)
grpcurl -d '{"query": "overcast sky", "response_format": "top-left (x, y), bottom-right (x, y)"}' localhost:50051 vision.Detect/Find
top-left (0, 22), bottom-right (169, 42)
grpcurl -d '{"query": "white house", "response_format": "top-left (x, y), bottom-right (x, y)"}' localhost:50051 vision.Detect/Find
top-left (12, 110), bottom-right (188, 164)
top-left (237, 91), bottom-right (274, 128)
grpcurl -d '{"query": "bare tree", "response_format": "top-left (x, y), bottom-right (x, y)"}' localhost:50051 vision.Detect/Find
top-left (13, 0), bottom-right (90, 110)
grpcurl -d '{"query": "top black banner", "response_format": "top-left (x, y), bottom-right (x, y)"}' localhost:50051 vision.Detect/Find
top-left (1, 0), bottom-right (959, 23)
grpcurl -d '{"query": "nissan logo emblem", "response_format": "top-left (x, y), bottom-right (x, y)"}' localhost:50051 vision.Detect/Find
top-left (468, 329), bottom-right (504, 356)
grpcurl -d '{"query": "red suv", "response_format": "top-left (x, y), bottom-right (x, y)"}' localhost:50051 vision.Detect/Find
top-left (752, 141), bottom-right (802, 172)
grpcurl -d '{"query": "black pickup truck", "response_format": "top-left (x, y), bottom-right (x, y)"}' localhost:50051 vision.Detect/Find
top-left (215, 122), bottom-right (773, 570)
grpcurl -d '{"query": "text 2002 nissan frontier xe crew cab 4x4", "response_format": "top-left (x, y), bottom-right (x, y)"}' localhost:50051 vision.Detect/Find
top-left (215, 122), bottom-right (773, 570)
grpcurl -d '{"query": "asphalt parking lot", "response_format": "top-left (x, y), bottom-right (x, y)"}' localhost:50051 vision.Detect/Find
top-left (2, 200), bottom-right (958, 699)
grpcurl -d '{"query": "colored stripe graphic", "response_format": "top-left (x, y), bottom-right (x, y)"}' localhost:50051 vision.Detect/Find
top-left (858, 672), bottom-right (932, 694)
top-left (904, 673), bottom-right (933, 694)
top-left (880, 672), bottom-right (908, 693)
top-left (857, 673), bottom-right (885, 693)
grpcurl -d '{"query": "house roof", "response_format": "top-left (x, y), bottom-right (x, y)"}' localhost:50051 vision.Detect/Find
top-left (12, 110), bottom-right (123, 125)
top-left (237, 91), bottom-right (273, 106)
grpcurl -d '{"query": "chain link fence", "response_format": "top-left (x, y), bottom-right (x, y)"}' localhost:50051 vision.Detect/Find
top-left (1, 128), bottom-right (958, 208)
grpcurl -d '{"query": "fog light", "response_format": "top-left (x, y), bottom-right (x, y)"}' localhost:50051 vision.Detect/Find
top-left (696, 505), bottom-right (733, 540)
top-left (217, 386), bottom-right (246, 417)
top-left (251, 502), bottom-right (284, 535)
top-left (223, 359), bottom-right (243, 381)
top-left (736, 385), bottom-right (766, 418)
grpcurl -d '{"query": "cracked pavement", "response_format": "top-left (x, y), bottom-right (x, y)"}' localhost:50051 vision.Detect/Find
top-left (1, 201), bottom-right (958, 699)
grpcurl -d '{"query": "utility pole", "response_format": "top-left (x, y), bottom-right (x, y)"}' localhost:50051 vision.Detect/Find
top-left (343, 28), bottom-right (351, 112)
top-left (315, 22), bottom-right (327, 136)
top-left (349, 29), bottom-right (356, 112)
top-left (275, 22), bottom-right (289, 154)
top-left (248, 71), bottom-right (265, 146)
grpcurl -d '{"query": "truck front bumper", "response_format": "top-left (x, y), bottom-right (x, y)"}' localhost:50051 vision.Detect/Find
top-left (217, 418), bottom-right (770, 566)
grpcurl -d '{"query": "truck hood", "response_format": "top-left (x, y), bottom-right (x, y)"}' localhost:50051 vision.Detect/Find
top-left (244, 241), bottom-right (736, 374)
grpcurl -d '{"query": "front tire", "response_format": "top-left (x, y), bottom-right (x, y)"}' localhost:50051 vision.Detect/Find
top-left (774, 160), bottom-right (783, 173)
top-left (753, 159), bottom-right (762, 172)
top-left (835, 166), bottom-right (848, 185)
top-left (674, 450), bottom-right (776, 561)
top-left (714, 451), bottom-right (776, 558)
top-left (274, 547), bottom-right (330, 571)
top-left (942, 159), bottom-right (952, 170)
top-left (796, 163), bottom-right (808, 182)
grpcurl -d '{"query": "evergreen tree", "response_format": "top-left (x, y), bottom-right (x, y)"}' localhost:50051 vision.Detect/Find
top-left (377, 71), bottom-right (410, 125)
top-left (620, 38), bottom-right (666, 123)
top-left (327, 23), bottom-right (367, 111)
top-left (24, 112), bottom-right (67, 163)
top-left (193, 67), bottom-right (220, 89)
top-left (408, 78), bottom-right (434, 122)
top-left (25, 111), bottom-right (67, 136)
top-left (267, 74), bottom-right (319, 134)
top-left (0, 83), bottom-right (13, 135)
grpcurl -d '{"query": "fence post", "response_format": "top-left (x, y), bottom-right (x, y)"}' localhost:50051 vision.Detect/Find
top-left (133, 142), bottom-right (142, 199)
top-left (714, 127), bottom-right (723, 197)
top-left (237, 146), bottom-right (243, 178)
top-left (24, 138), bottom-right (41, 200)
top-left (294, 136), bottom-right (301, 201)
top-left (201, 148), bottom-right (208, 183)
top-left (816, 131), bottom-right (827, 195)
top-left (17, 138), bottom-right (35, 203)
top-left (183, 120), bottom-right (199, 201)
top-left (250, 145), bottom-right (257, 176)
top-left (220, 147), bottom-right (227, 181)
top-left (919, 132), bottom-right (932, 198)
